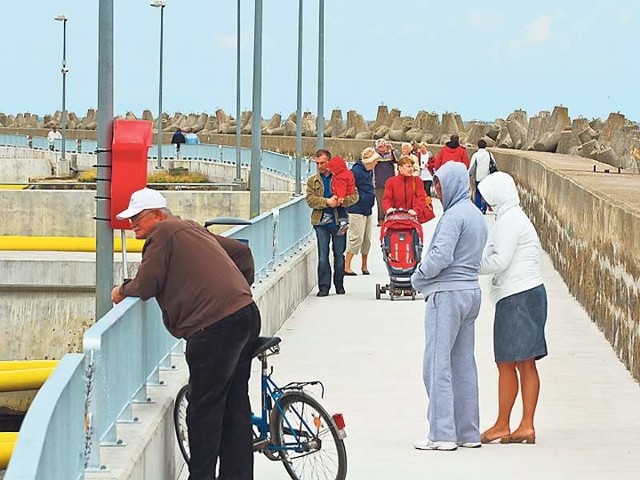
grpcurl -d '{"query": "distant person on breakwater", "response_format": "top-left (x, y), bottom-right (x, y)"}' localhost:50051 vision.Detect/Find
top-left (417, 142), bottom-right (434, 197)
top-left (433, 134), bottom-right (470, 171)
top-left (468, 139), bottom-right (492, 214)
top-left (171, 128), bottom-right (186, 159)
top-left (373, 139), bottom-right (399, 226)
top-left (47, 126), bottom-right (62, 151)
top-left (185, 127), bottom-right (200, 145)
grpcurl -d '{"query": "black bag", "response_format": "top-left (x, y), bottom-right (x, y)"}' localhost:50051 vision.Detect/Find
top-left (488, 152), bottom-right (498, 174)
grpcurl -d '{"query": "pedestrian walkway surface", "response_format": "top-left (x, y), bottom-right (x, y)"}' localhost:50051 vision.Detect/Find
top-left (180, 201), bottom-right (640, 480)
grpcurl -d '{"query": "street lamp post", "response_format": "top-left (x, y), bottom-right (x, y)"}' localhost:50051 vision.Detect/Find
top-left (151, 0), bottom-right (166, 169)
top-left (317, 0), bottom-right (324, 150)
top-left (295, 0), bottom-right (303, 195)
top-left (54, 14), bottom-right (68, 161)
top-left (235, 0), bottom-right (242, 182)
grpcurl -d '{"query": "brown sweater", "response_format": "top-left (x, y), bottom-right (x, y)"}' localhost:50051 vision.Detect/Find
top-left (120, 217), bottom-right (253, 339)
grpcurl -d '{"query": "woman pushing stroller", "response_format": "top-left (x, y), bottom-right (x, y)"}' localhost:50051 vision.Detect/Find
top-left (377, 156), bottom-right (436, 299)
top-left (382, 156), bottom-right (435, 224)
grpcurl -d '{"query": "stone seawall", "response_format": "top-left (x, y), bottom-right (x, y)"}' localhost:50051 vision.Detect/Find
top-left (496, 150), bottom-right (640, 381)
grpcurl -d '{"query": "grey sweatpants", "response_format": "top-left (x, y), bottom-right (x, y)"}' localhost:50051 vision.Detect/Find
top-left (423, 288), bottom-right (481, 443)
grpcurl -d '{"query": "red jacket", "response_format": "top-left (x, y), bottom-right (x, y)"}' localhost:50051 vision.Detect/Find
top-left (328, 156), bottom-right (355, 198)
top-left (382, 174), bottom-right (434, 223)
top-left (433, 144), bottom-right (470, 171)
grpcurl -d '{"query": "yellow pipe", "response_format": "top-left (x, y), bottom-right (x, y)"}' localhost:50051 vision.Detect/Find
top-left (0, 368), bottom-right (55, 392)
top-left (0, 432), bottom-right (18, 443)
top-left (0, 236), bottom-right (144, 252)
top-left (0, 440), bottom-right (15, 469)
top-left (0, 360), bottom-right (59, 371)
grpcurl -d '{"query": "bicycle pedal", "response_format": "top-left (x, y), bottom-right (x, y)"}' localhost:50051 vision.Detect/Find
top-left (253, 438), bottom-right (269, 451)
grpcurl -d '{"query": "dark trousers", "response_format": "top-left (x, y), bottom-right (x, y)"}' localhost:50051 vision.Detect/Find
top-left (375, 187), bottom-right (385, 224)
top-left (473, 181), bottom-right (487, 214)
top-left (314, 225), bottom-right (346, 293)
top-left (186, 302), bottom-right (261, 480)
top-left (423, 180), bottom-right (433, 198)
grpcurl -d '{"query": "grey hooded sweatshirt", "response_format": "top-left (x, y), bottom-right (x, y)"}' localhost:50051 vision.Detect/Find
top-left (411, 161), bottom-right (488, 298)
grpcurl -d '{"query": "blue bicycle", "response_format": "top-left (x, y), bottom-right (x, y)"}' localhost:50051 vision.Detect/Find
top-left (174, 336), bottom-right (348, 480)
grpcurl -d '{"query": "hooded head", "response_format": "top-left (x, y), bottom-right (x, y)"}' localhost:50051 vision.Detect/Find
top-left (328, 156), bottom-right (348, 175)
top-left (445, 134), bottom-right (460, 149)
top-left (433, 161), bottom-right (470, 211)
top-left (478, 171), bottom-right (519, 216)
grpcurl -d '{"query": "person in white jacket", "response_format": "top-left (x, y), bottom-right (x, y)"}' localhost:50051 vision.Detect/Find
top-left (468, 139), bottom-right (492, 214)
top-left (476, 172), bottom-right (548, 445)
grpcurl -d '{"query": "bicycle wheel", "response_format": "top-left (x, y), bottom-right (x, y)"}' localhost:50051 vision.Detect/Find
top-left (174, 384), bottom-right (190, 464)
top-left (271, 391), bottom-right (347, 480)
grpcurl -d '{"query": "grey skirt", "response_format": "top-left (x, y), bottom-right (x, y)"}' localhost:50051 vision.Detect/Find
top-left (493, 284), bottom-right (548, 363)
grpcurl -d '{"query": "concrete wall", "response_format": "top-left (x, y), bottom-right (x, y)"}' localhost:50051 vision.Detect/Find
top-left (0, 190), bottom-right (292, 237)
top-left (0, 147), bottom-right (295, 191)
top-left (494, 149), bottom-right (640, 381)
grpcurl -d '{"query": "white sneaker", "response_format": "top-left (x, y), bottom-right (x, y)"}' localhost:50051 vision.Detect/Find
top-left (458, 442), bottom-right (481, 448)
top-left (413, 438), bottom-right (457, 451)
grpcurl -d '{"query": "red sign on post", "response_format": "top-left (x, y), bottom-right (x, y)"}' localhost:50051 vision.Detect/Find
top-left (110, 119), bottom-right (153, 230)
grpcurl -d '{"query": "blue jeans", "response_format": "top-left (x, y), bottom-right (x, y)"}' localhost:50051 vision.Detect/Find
top-left (474, 181), bottom-right (487, 214)
top-left (314, 225), bottom-right (346, 292)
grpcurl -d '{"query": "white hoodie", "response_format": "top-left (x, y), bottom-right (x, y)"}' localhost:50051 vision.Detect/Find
top-left (477, 172), bottom-right (543, 304)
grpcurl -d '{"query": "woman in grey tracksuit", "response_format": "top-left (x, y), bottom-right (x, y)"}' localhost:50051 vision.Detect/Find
top-left (411, 161), bottom-right (488, 451)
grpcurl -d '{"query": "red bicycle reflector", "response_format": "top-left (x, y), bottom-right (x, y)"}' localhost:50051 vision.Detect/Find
top-left (332, 413), bottom-right (346, 430)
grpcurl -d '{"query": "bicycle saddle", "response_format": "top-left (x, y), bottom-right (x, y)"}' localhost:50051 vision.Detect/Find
top-left (252, 336), bottom-right (281, 358)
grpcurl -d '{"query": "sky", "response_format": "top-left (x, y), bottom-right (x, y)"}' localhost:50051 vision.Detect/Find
top-left (2, 0), bottom-right (639, 124)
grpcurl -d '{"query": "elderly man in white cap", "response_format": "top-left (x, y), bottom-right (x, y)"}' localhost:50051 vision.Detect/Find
top-left (111, 187), bottom-right (260, 480)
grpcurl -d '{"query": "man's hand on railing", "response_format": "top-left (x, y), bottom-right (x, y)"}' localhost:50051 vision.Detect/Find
top-left (111, 286), bottom-right (126, 305)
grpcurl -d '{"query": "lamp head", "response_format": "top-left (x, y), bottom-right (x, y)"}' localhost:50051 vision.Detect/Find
top-left (54, 14), bottom-right (68, 22)
top-left (150, 0), bottom-right (167, 7)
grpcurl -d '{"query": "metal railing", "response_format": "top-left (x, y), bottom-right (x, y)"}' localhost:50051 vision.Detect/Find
top-left (4, 354), bottom-right (86, 480)
top-left (0, 134), bottom-right (317, 180)
top-left (274, 195), bottom-right (316, 262)
top-left (82, 297), bottom-right (180, 470)
top-left (4, 195), bottom-right (314, 478)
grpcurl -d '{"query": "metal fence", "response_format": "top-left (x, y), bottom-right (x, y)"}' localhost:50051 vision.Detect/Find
top-left (0, 133), bottom-right (317, 180)
top-left (4, 354), bottom-right (86, 480)
top-left (4, 195), bottom-right (313, 479)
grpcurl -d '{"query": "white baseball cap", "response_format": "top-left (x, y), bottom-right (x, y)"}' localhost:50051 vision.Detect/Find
top-left (116, 188), bottom-right (167, 219)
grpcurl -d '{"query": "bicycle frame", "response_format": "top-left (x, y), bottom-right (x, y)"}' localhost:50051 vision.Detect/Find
top-left (251, 348), bottom-right (324, 454)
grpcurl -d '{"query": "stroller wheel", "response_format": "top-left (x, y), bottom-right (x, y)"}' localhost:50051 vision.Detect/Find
top-left (375, 284), bottom-right (381, 300)
top-left (389, 287), bottom-right (395, 301)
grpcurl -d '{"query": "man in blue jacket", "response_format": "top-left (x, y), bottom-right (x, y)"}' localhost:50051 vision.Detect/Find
top-left (344, 147), bottom-right (379, 275)
top-left (411, 161), bottom-right (488, 451)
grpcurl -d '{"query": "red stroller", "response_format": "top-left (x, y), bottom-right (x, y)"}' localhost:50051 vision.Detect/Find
top-left (375, 210), bottom-right (423, 301)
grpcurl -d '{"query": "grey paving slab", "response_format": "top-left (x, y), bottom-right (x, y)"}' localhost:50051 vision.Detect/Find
top-left (180, 201), bottom-right (640, 480)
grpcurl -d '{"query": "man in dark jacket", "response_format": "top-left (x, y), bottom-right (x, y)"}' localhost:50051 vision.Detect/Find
top-left (345, 147), bottom-right (379, 275)
top-left (111, 187), bottom-right (260, 480)
top-left (171, 128), bottom-right (186, 158)
top-left (373, 139), bottom-right (399, 225)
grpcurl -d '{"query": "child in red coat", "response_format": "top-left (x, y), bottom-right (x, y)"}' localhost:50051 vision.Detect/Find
top-left (327, 156), bottom-right (356, 235)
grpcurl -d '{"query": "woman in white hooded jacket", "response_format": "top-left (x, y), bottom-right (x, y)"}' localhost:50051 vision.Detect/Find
top-left (477, 172), bottom-right (548, 445)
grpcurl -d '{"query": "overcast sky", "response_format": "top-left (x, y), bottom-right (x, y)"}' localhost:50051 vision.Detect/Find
top-left (2, 0), bottom-right (639, 123)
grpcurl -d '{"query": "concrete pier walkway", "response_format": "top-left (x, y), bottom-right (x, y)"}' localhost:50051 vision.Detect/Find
top-left (180, 202), bottom-right (640, 480)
